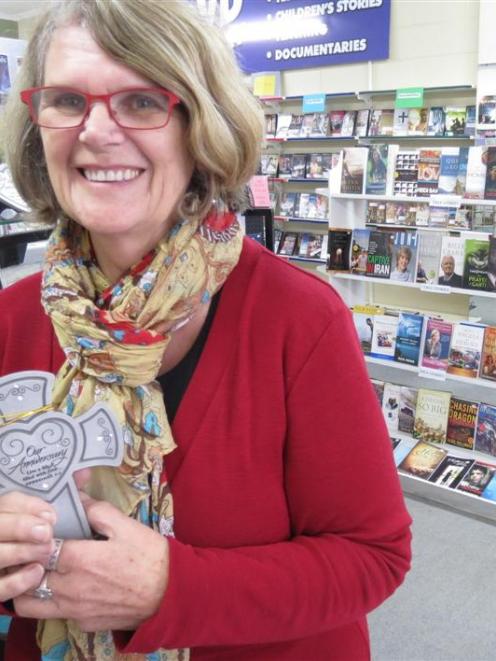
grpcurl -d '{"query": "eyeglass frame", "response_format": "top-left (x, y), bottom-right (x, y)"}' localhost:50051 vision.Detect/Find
top-left (20, 86), bottom-right (182, 130)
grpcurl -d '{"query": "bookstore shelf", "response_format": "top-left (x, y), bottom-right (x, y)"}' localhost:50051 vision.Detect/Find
top-left (274, 216), bottom-right (328, 226)
top-left (358, 135), bottom-right (474, 143)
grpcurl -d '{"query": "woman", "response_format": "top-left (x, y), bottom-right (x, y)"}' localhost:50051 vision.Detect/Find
top-left (0, 1), bottom-right (411, 659)
top-left (390, 246), bottom-right (413, 282)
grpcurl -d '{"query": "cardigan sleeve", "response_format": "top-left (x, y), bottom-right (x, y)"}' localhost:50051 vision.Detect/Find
top-left (119, 304), bottom-right (412, 652)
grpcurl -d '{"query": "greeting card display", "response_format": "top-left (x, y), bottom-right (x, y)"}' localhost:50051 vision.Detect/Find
top-left (0, 371), bottom-right (124, 539)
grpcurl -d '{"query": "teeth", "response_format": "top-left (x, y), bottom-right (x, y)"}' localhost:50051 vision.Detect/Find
top-left (83, 168), bottom-right (141, 182)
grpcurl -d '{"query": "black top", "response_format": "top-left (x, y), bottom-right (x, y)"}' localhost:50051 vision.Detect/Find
top-left (158, 290), bottom-right (221, 423)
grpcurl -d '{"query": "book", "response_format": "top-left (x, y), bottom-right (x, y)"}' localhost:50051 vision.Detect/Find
top-left (352, 304), bottom-right (384, 354)
top-left (474, 403), bottom-right (496, 457)
top-left (382, 382), bottom-right (401, 433)
top-left (298, 193), bottom-right (318, 219)
top-left (478, 95), bottom-right (496, 129)
top-left (420, 318), bottom-right (453, 373)
top-left (407, 107), bottom-right (428, 135)
top-left (465, 146), bottom-right (487, 199)
top-left (350, 228), bottom-right (371, 275)
top-left (465, 104), bottom-right (476, 136)
top-left (260, 154), bottom-right (279, 176)
top-left (416, 230), bottom-right (442, 284)
top-left (298, 233), bottom-right (326, 259)
top-left (393, 108), bottom-right (409, 136)
top-left (437, 235), bottom-right (465, 287)
top-left (368, 109), bottom-right (394, 136)
top-left (427, 106), bottom-right (445, 136)
top-left (444, 106), bottom-right (466, 136)
top-left (390, 230), bottom-right (418, 283)
top-left (414, 204), bottom-right (430, 227)
top-left (437, 148), bottom-right (460, 195)
top-left (354, 109), bottom-right (370, 137)
top-left (481, 474), bottom-right (496, 502)
top-left (287, 114), bottom-right (304, 138)
top-left (480, 326), bottom-right (496, 381)
top-left (385, 201), bottom-right (408, 225)
top-left (445, 396), bottom-right (479, 450)
top-left (369, 313), bottom-right (399, 361)
top-left (489, 235), bottom-right (496, 292)
top-left (300, 113), bottom-right (316, 138)
top-left (277, 232), bottom-right (298, 256)
top-left (393, 150), bottom-right (418, 197)
top-left (264, 113), bottom-right (278, 138)
top-left (393, 437), bottom-right (417, 467)
top-left (273, 228), bottom-right (283, 253)
top-left (340, 147), bottom-right (368, 194)
top-left (366, 201), bottom-right (387, 224)
top-left (365, 144), bottom-right (388, 195)
top-left (394, 312), bottom-right (424, 366)
top-left (366, 229), bottom-right (394, 279)
top-left (428, 456), bottom-right (473, 488)
top-left (327, 228), bottom-right (352, 271)
top-left (398, 386), bottom-right (418, 435)
top-left (463, 237), bottom-right (490, 291)
top-left (307, 154), bottom-right (333, 179)
top-left (277, 192), bottom-right (298, 217)
top-left (340, 110), bottom-right (357, 137)
top-left (484, 145), bottom-right (496, 200)
top-left (290, 154), bottom-right (307, 179)
top-left (416, 149), bottom-right (441, 197)
top-left (398, 440), bottom-right (447, 479)
top-left (309, 112), bottom-right (330, 138)
top-left (457, 461), bottom-right (496, 495)
top-left (277, 154), bottom-right (293, 178)
top-left (428, 204), bottom-right (455, 228)
top-left (454, 146), bottom-right (469, 196)
top-left (446, 322), bottom-right (485, 378)
top-left (275, 113), bottom-right (292, 139)
top-left (370, 378), bottom-right (385, 405)
top-left (413, 388), bottom-right (451, 444)
top-left (329, 110), bottom-right (346, 136)
top-left (315, 194), bottom-right (328, 220)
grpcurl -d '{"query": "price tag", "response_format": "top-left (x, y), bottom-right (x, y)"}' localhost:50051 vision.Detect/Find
top-left (418, 367), bottom-right (447, 381)
top-left (420, 284), bottom-right (451, 294)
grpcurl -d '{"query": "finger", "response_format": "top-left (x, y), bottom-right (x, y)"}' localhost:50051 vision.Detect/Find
top-left (0, 541), bottom-right (53, 570)
top-left (0, 512), bottom-right (54, 544)
top-left (0, 562), bottom-right (45, 602)
top-left (73, 468), bottom-right (91, 490)
top-left (0, 492), bottom-right (56, 524)
top-left (83, 498), bottom-right (125, 539)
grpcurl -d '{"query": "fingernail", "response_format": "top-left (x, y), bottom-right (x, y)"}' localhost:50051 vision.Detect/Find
top-left (31, 524), bottom-right (50, 542)
top-left (39, 510), bottom-right (57, 524)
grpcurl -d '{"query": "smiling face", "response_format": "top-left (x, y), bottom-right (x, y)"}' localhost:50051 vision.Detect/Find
top-left (40, 25), bottom-right (194, 254)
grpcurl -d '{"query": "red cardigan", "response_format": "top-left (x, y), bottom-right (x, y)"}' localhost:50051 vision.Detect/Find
top-left (0, 239), bottom-right (411, 660)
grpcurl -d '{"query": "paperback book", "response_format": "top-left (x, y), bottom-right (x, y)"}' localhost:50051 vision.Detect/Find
top-left (407, 107), bottom-right (428, 135)
top-left (382, 382), bottom-right (401, 433)
top-left (287, 114), bottom-right (304, 138)
top-left (484, 145), bottom-right (496, 200)
top-left (264, 113), bottom-right (278, 138)
top-left (370, 378), bottom-right (385, 405)
top-left (444, 106), bottom-right (466, 136)
top-left (366, 229), bottom-right (394, 279)
top-left (354, 109), bottom-right (370, 137)
top-left (307, 154), bottom-right (334, 179)
top-left (393, 150), bottom-right (419, 197)
top-left (489, 235), bottom-right (496, 291)
top-left (394, 312), bottom-right (424, 366)
top-left (437, 147), bottom-right (460, 195)
top-left (463, 237), bottom-right (490, 291)
top-left (421, 318), bottom-right (453, 373)
top-left (369, 313), bottom-right (399, 361)
top-left (290, 154), bottom-right (307, 179)
top-left (393, 108), bottom-right (409, 136)
top-left (398, 386), bottom-right (418, 435)
top-left (427, 107), bottom-right (445, 136)
top-left (350, 228), bottom-right (371, 275)
top-left (390, 230), bottom-right (418, 283)
top-left (416, 231), bottom-right (443, 284)
top-left (445, 397), bottom-right (479, 450)
top-left (437, 235), bottom-right (465, 287)
top-left (446, 322), bottom-right (485, 378)
top-left (340, 147), bottom-right (368, 194)
top-left (428, 456), bottom-right (473, 488)
top-left (327, 228), bottom-right (352, 271)
top-left (340, 110), bottom-right (357, 137)
top-left (277, 191), bottom-right (298, 218)
top-left (352, 304), bottom-right (384, 354)
top-left (465, 146), bottom-right (487, 199)
top-left (413, 388), bottom-right (451, 444)
top-left (480, 326), bottom-right (496, 381)
top-left (474, 403), bottom-right (496, 457)
top-left (416, 149), bottom-right (441, 197)
top-left (277, 232), bottom-right (298, 256)
top-left (368, 109), bottom-right (394, 136)
top-left (329, 110), bottom-right (346, 136)
top-left (366, 201), bottom-right (387, 224)
top-left (457, 461), bottom-right (496, 496)
top-left (298, 233), bottom-right (326, 259)
top-left (398, 441), bottom-right (448, 479)
top-left (275, 113), bottom-right (292, 139)
top-left (365, 144), bottom-right (388, 195)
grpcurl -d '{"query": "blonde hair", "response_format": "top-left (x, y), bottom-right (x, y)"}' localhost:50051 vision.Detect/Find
top-left (4, 0), bottom-right (264, 224)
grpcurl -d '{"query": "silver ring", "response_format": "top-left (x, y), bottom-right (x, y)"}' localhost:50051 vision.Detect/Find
top-left (47, 538), bottom-right (64, 572)
top-left (34, 572), bottom-right (53, 600)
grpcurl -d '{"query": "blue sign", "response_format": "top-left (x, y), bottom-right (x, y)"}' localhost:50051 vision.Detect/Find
top-left (221, 0), bottom-right (391, 73)
top-left (302, 93), bottom-right (326, 112)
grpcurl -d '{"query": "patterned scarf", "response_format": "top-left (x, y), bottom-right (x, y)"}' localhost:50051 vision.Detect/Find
top-left (39, 210), bottom-right (242, 660)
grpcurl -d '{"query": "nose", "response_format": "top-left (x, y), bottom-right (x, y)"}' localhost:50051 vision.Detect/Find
top-left (78, 101), bottom-right (125, 147)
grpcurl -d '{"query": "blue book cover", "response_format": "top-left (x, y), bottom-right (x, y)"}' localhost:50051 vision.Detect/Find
top-left (474, 403), bottom-right (496, 457)
top-left (481, 474), bottom-right (496, 501)
top-left (394, 312), bottom-right (424, 366)
top-left (438, 148), bottom-right (460, 195)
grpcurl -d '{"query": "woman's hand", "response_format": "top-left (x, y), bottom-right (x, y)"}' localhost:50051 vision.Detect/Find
top-left (14, 493), bottom-right (170, 632)
top-left (0, 491), bottom-right (56, 602)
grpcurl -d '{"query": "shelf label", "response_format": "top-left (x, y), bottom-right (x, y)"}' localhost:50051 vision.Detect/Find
top-left (395, 87), bottom-right (424, 109)
top-left (252, 72), bottom-right (280, 98)
top-left (418, 367), bottom-right (447, 381)
top-left (420, 283), bottom-right (451, 294)
top-left (302, 93), bottom-right (326, 113)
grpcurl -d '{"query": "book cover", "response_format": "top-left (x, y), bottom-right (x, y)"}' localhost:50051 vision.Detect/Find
top-left (264, 113), bottom-right (278, 138)
top-left (463, 237), bottom-right (490, 291)
top-left (474, 403), bottom-right (496, 457)
top-left (465, 146), bottom-right (487, 199)
top-left (427, 106), bottom-right (445, 136)
top-left (299, 113), bottom-right (316, 138)
top-left (370, 378), bottom-right (385, 405)
top-left (437, 147), bottom-right (460, 195)
top-left (447, 322), bottom-right (485, 378)
top-left (478, 95), bottom-right (496, 129)
top-left (393, 438), bottom-right (417, 467)
top-left (481, 474), bottom-right (496, 502)
top-left (416, 230), bottom-right (442, 284)
top-left (287, 114), bottom-right (304, 138)
top-left (327, 229), bottom-right (352, 271)
top-left (275, 113), bottom-right (292, 139)
top-left (365, 144), bottom-right (388, 195)
top-left (378, 109), bottom-right (394, 136)
top-left (366, 201), bottom-right (387, 224)
top-left (416, 149), bottom-right (441, 197)
top-left (298, 233), bottom-right (325, 259)
top-left (352, 304), bottom-right (384, 354)
top-left (277, 232), bottom-right (298, 256)
top-left (393, 150), bottom-right (418, 197)
top-left (329, 110), bottom-right (346, 136)
top-left (393, 108), bottom-right (409, 136)
top-left (385, 201), bottom-right (408, 225)
top-left (398, 386), bottom-right (418, 435)
top-left (340, 110), bottom-right (357, 137)
top-left (369, 313), bottom-right (399, 361)
top-left (438, 235), bottom-right (465, 287)
top-left (413, 388), bottom-right (451, 444)
top-left (488, 235), bottom-right (496, 292)
top-left (428, 456), bottom-right (473, 488)
top-left (354, 109), bottom-right (370, 137)
top-left (273, 228), bottom-right (283, 254)
top-left (394, 312), bottom-right (424, 366)
top-left (407, 107), bottom-right (428, 135)
top-left (446, 396), bottom-right (479, 450)
top-left (350, 228), bottom-right (371, 274)
top-left (290, 154), bottom-right (307, 179)
top-left (277, 154), bottom-right (293, 177)
top-left (414, 203), bottom-right (430, 227)
top-left (480, 326), bottom-right (496, 381)
top-left (457, 461), bottom-right (496, 496)
top-left (277, 191), bottom-right (298, 218)
top-left (366, 229), bottom-right (394, 279)
top-left (454, 146), bottom-right (469, 196)
top-left (465, 104), bottom-right (476, 136)
top-left (310, 112), bottom-right (330, 138)
top-left (307, 154), bottom-right (332, 179)
top-left (260, 154), bottom-right (279, 176)
top-left (382, 382), bottom-right (401, 433)
top-left (421, 319), bottom-right (453, 372)
top-left (444, 106), bottom-right (467, 136)
top-left (399, 441), bottom-right (447, 479)
top-left (484, 145), bottom-right (496, 200)
top-left (428, 205), bottom-right (455, 228)
top-left (390, 230), bottom-right (418, 282)
top-left (340, 147), bottom-right (368, 194)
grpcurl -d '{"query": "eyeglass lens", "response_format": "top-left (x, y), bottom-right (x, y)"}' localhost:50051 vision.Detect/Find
top-left (31, 88), bottom-right (171, 129)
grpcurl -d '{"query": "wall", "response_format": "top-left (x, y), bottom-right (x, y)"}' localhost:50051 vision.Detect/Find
top-left (281, 0), bottom-right (479, 96)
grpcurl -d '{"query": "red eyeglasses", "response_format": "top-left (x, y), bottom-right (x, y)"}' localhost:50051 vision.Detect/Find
top-left (20, 86), bottom-right (181, 130)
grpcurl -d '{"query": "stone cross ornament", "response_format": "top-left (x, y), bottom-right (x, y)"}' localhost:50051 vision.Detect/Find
top-left (0, 371), bottom-right (124, 539)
